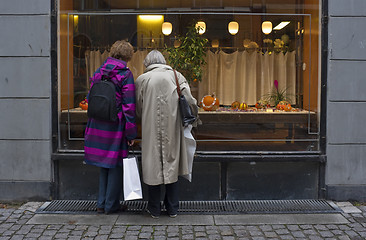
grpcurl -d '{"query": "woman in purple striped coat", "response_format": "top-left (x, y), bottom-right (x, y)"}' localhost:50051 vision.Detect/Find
top-left (84, 40), bottom-right (137, 214)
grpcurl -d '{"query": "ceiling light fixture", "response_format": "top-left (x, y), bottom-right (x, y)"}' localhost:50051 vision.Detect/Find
top-left (262, 21), bottom-right (272, 34)
top-left (195, 21), bottom-right (206, 35)
top-left (228, 21), bottom-right (239, 35)
top-left (162, 22), bottom-right (172, 35)
top-left (273, 21), bottom-right (290, 30)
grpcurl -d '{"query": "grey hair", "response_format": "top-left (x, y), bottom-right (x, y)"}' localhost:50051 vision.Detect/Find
top-left (143, 50), bottom-right (166, 67)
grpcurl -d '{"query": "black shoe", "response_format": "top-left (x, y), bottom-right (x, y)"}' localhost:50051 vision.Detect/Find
top-left (146, 209), bottom-right (159, 219)
top-left (105, 205), bottom-right (128, 215)
top-left (97, 208), bottom-right (105, 214)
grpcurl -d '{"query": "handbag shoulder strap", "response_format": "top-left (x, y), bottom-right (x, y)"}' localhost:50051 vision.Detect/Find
top-left (173, 69), bottom-right (181, 97)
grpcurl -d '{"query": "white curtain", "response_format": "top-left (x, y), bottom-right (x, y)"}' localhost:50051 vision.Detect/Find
top-left (85, 50), bottom-right (148, 86)
top-left (199, 50), bottom-right (296, 105)
top-left (85, 50), bottom-right (296, 106)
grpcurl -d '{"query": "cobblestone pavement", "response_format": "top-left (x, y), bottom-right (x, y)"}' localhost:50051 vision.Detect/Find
top-left (1, 202), bottom-right (366, 239)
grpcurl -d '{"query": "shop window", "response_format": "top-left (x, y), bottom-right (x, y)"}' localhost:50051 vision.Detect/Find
top-left (58, 0), bottom-right (320, 152)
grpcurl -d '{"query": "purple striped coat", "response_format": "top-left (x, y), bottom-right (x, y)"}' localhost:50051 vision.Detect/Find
top-left (84, 57), bottom-right (137, 168)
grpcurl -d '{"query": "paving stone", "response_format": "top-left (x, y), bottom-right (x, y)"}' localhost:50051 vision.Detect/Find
top-left (249, 230), bottom-right (263, 236)
top-left (195, 231), bottom-right (206, 237)
top-left (194, 226), bottom-right (205, 231)
top-left (291, 231), bottom-right (306, 238)
top-left (207, 235), bottom-right (221, 240)
top-left (167, 232), bottom-right (179, 237)
top-left (140, 226), bottom-right (153, 232)
top-left (126, 230), bottom-right (139, 236)
top-left (95, 235), bottom-right (108, 240)
top-left (280, 235), bottom-right (295, 240)
top-left (275, 228), bottom-right (290, 235)
top-left (109, 233), bottom-right (125, 238)
top-left (222, 237), bottom-right (236, 240)
top-left (138, 232), bottom-right (151, 239)
top-left (303, 229), bottom-right (318, 235)
top-left (153, 230), bottom-right (165, 236)
top-left (154, 226), bottom-right (166, 231)
top-left (128, 226), bottom-right (141, 231)
top-left (152, 236), bottom-right (167, 240)
top-left (181, 234), bottom-right (194, 239)
top-left (264, 231), bottom-right (277, 238)
top-left (234, 230), bottom-right (249, 237)
top-left (9, 236), bottom-right (25, 240)
top-left (38, 237), bottom-right (53, 240)
top-left (2, 230), bottom-right (15, 236)
top-left (318, 231), bottom-right (334, 238)
top-left (221, 230), bottom-right (234, 236)
top-left (252, 237), bottom-right (266, 240)
top-left (308, 236), bottom-right (324, 240)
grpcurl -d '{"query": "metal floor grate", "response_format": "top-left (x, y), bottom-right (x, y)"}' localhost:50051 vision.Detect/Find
top-left (36, 200), bottom-right (341, 214)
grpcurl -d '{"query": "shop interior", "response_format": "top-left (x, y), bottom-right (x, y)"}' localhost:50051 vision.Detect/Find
top-left (58, 0), bottom-right (320, 152)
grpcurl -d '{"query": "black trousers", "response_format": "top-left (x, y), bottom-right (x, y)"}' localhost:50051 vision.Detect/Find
top-left (147, 181), bottom-right (179, 216)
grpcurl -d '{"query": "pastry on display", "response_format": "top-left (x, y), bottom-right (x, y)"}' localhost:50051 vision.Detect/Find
top-left (276, 100), bottom-right (290, 110)
top-left (239, 102), bottom-right (248, 110)
top-left (231, 101), bottom-right (240, 109)
top-left (255, 99), bottom-right (270, 109)
top-left (201, 94), bottom-right (220, 111)
top-left (79, 99), bottom-right (88, 110)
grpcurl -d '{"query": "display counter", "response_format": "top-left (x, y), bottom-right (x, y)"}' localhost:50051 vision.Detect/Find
top-left (59, 107), bottom-right (318, 152)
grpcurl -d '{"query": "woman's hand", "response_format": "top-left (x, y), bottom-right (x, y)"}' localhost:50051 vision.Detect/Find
top-left (127, 140), bottom-right (135, 146)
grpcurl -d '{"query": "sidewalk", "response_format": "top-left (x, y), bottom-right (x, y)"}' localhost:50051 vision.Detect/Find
top-left (1, 201), bottom-right (366, 239)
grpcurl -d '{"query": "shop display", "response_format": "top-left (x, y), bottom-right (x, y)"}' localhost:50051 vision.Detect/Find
top-left (276, 100), bottom-right (290, 110)
top-left (201, 94), bottom-right (220, 111)
top-left (239, 102), bottom-right (248, 110)
top-left (79, 99), bottom-right (88, 110)
top-left (231, 101), bottom-right (240, 109)
top-left (255, 100), bottom-right (270, 109)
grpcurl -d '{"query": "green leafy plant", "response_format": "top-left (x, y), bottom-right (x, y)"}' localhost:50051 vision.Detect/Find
top-left (166, 23), bottom-right (208, 83)
top-left (265, 80), bottom-right (292, 106)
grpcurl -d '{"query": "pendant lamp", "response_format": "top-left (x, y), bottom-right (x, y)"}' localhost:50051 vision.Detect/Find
top-left (262, 21), bottom-right (272, 34)
top-left (195, 21), bottom-right (206, 35)
top-left (211, 39), bottom-right (219, 48)
top-left (228, 21), bottom-right (239, 35)
top-left (162, 22), bottom-right (172, 36)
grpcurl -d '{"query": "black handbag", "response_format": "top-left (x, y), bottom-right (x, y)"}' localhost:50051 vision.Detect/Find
top-left (173, 69), bottom-right (196, 127)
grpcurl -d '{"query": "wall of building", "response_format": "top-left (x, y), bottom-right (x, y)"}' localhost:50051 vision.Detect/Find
top-left (0, 0), bottom-right (52, 201)
top-left (326, 0), bottom-right (366, 201)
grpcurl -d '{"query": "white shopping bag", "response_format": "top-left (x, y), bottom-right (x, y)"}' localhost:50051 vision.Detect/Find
top-left (182, 125), bottom-right (196, 182)
top-left (123, 156), bottom-right (143, 201)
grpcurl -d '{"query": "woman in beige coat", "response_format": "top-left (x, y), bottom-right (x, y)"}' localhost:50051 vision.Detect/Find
top-left (135, 50), bottom-right (198, 218)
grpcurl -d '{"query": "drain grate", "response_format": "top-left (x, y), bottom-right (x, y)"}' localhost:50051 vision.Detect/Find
top-left (36, 199), bottom-right (341, 214)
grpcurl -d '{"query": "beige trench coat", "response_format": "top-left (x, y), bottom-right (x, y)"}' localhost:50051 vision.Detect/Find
top-left (135, 64), bottom-right (198, 185)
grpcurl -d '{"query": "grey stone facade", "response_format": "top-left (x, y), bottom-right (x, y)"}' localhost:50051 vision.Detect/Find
top-left (326, 0), bottom-right (366, 201)
top-left (0, 0), bottom-right (52, 201)
top-left (1, 0), bottom-right (366, 201)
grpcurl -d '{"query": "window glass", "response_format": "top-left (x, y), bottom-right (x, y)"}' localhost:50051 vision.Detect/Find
top-left (58, 0), bottom-right (320, 152)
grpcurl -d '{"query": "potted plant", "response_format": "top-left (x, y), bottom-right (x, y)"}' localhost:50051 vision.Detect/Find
top-left (165, 23), bottom-right (208, 84)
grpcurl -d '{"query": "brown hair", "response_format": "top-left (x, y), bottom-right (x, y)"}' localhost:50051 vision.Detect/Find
top-left (109, 40), bottom-right (134, 62)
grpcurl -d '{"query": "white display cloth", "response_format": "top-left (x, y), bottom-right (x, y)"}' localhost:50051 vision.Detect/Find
top-left (85, 50), bottom-right (296, 106)
top-left (199, 50), bottom-right (296, 105)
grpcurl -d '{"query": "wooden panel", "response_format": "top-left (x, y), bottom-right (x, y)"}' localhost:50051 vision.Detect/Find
top-left (303, 0), bottom-right (320, 112)
top-left (59, 0), bottom-right (74, 110)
